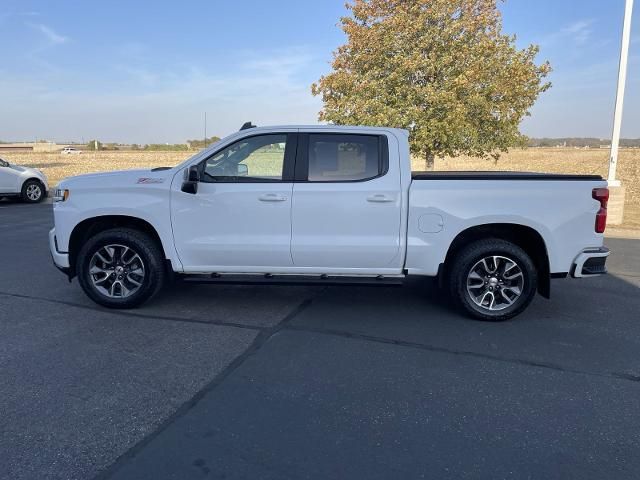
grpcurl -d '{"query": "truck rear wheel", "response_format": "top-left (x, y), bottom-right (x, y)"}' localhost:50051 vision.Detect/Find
top-left (448, 238), bottom-right (537, 321)
top-left (76, 228), bottom-right (165, 309)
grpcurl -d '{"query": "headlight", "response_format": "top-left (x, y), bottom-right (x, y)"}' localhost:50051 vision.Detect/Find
top-left (53, 188), bottom-right (69, 202)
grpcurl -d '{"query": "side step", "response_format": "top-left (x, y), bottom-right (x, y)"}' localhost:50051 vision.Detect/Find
top-left (180, 273), bottom-right (405, 287)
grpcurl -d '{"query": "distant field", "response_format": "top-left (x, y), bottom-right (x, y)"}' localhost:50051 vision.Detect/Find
top-left (420, 148), bottom-right (640, 229)
top-left (3, 148), bottom-right (638, 228)
top-left (3, 151), bottom-right (192, 186)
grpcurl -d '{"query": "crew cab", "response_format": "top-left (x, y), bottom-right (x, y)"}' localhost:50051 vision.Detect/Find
top-left (49, 125), bottom-right (610, 320)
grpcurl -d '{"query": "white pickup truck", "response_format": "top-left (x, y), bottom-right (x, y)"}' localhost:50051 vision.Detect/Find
top-left (49, 125), bottom-right (610, 320)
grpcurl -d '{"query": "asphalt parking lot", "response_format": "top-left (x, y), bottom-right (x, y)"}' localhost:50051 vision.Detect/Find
top-left (1, 200), bottom-right (639, 480)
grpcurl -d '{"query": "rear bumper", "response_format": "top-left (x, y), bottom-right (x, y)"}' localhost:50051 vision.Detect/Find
top-left (49, 228), bottom-right (70, 272)
top-left (571, 247), bottom-right (609, 278)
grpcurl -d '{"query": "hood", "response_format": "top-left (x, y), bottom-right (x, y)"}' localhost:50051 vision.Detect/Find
top-left (10, 164), bottom-right (47, 181)
top-left (9, 164), bottom-right (39, 174)
top-left (58, 168), bottom-right (175, 190)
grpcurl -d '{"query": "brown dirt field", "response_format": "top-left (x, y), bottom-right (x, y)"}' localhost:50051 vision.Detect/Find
top-left (3, 147), bottom-right (638, 228)
top-left (2, 151), bottom-right (192, 187)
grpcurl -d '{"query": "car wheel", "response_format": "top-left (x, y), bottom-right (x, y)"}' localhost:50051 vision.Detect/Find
top-left (448, 238), bottom-right (537, 321)
top-left (77, 228), bottom-right (165, 309)
top-left (21, 179), bottom-right (44, 203)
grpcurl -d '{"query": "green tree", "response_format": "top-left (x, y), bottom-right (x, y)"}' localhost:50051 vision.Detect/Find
top-left (86, 139), bottom-right (103, 150)
top-left (186, 136), bottom-right (221, 149)
top-left (143, 143), bottom-right (190, 151)
top-left (312, 0), bottom-right (551, 169)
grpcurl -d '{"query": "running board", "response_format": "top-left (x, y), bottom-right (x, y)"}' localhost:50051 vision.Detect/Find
top-left (180, 273), bottom-right (405, 287)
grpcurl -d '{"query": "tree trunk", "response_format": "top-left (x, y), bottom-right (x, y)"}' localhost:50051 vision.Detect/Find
top-left (425, 152), bottom-right (435, 171)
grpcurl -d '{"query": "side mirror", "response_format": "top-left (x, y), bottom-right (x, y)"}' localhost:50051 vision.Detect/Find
top-left (237, 164), bottom-right (248, 176)
top-left (181, 165), bottom-right (200, 194)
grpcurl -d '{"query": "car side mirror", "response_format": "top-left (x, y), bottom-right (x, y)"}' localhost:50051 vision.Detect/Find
top-left (181, 165), bottom-right (200, 194)
top-left (237, 164), bottom-right (248, 176)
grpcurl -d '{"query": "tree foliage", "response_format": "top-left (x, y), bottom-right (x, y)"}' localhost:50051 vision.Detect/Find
top-left (186, 136), bottom-right (221, 149)
top-left (143, 143), bottom-right (190, 151)
top-left (86, 139), bottom-right (103, 150)
top-left (312, 0), bottom-right (551, 167)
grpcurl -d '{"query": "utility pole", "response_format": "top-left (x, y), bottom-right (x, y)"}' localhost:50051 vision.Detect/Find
top-left (606, 0), bottom-right (633, 225)
top-left (204, 112), bottom-right (207, 148)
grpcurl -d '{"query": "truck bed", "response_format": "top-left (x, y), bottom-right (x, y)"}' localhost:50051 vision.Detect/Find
top-left (411, 171), bottom-right (603, 181)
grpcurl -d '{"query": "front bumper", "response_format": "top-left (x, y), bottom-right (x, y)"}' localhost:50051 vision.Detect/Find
top-left (571, 247), bottom-right (610, 278)
top-left (49, 228), bottom-right (70, 271)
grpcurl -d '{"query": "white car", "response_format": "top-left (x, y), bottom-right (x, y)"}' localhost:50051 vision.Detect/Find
top-left (49, 124), bottom-right (610, 320)
top-left (0, 156), bottom-right (49, 203)
top-left (61, 147), bottom-right (82, 155)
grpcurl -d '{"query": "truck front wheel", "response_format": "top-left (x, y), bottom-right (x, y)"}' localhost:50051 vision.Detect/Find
top-left (448, 238), bottom-right (537, 321)
top-left (76, 228), bottom-right (165, 309)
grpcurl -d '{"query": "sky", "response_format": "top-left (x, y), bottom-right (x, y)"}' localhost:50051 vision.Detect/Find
top-left (0, 0), bottom-right (638, 144)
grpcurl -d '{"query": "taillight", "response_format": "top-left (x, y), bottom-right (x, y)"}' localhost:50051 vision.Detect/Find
top-left (592, 188), bottom-right (609, 233)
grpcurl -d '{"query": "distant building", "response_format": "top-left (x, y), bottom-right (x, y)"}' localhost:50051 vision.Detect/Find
top-left (0, 143), bottom-right (35, 152)
top-left (0, 142), bottom-right (80, 152)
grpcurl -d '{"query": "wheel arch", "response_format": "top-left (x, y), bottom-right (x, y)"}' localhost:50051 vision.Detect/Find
top-left (68, 215), bottom-right (169, 278)
top-left (23, 176), bottom-right (45, 186)
top-left (22, 177), bottom-right (46, 191)
top-left (441, 223), bottom-right (551, 298)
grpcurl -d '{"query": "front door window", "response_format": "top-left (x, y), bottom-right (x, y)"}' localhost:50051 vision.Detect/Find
top-left (203, 134), bottom-right (288, 182)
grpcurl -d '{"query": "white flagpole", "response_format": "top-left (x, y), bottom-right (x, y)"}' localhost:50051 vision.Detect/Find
top-left (608, 0), bottom-right (634, 186)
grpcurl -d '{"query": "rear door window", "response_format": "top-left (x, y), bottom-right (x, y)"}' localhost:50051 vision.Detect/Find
top-left (306, 134), bottom-right (382, 182)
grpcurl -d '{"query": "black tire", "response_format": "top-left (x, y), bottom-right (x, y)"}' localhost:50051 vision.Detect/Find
top-left (447, 238), bottom-right (537, 321)
top-left (21, 179), bottom-right (45, 203)
top-left (77, 228), bottom-right (165, 309)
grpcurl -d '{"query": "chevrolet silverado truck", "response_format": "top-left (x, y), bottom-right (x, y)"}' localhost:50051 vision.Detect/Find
top-left (49, 125), bottom-right (610, 320)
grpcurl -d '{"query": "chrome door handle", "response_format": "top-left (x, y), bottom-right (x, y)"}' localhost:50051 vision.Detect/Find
top-left (258, 194), bottom-right (288, 202)
top-left (367, 194), bottom-right (394, 203)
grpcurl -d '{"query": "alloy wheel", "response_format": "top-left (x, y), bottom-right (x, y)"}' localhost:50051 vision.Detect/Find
top-left (89, 244), bottom-right (145, 298)
top-left (466, 255), bottom-right (525, 311)
top-left (26, 184), bottom-right (42, 201)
